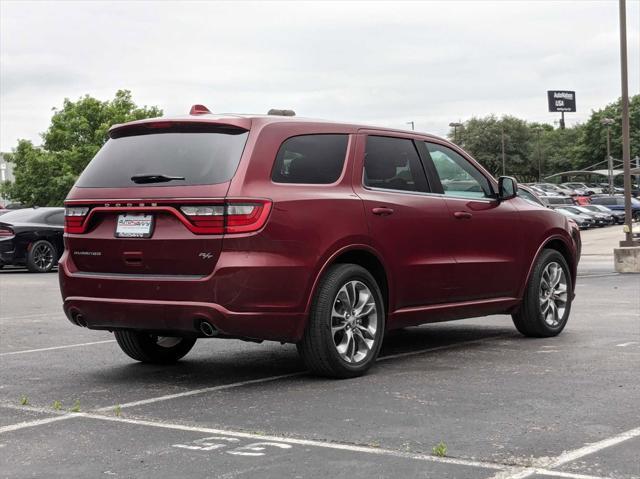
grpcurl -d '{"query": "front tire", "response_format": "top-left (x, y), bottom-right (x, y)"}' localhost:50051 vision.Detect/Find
top-left (512, 249), bottom-right (572, 337)
top-left (114, 331), bottom-right (196, 363)
top-left (26, 240), bottom-right (57, 273)
top-left (297, 264), bottom-right (385, 378)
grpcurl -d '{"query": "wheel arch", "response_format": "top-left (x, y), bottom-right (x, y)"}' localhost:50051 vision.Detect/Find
top-left (294, 244), bottom-right (390, 341)
top-left (520, 234), bottom-right (577, 299)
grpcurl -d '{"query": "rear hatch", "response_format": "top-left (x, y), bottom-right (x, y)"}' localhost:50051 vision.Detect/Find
top-left (64, 121), bottom-right (252, 277)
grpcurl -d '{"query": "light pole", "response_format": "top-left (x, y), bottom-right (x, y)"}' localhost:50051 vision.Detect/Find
top-left (406, 121), bottom-right (415, 131)
top-left (618, 0), bottom-right (635, 246)
top-left (449, 122), bottom-right (462, 144)
top-left (501, 126), bottom-right (506, 176)
top-left (533, 127), bottom-right (543, 182)
top-left (601, 118), bottom-right (615, 195)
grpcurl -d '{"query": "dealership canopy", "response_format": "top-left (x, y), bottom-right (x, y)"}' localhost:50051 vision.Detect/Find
top-left (545, 168), bottom-right (640, 179)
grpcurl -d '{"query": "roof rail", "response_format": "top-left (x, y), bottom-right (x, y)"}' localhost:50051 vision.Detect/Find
top-left (267, 109), bottom-right (296, 117)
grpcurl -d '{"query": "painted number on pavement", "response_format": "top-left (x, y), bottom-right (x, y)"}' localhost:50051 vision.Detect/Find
top-left (172, 436), bottom-right (293, 456)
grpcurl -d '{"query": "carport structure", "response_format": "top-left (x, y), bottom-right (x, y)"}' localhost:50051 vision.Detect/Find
top-left (544, 165), bottom-right (640, 189)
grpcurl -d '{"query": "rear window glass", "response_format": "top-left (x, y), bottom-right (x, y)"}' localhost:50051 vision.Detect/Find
top-left (364, 136), bottom-right (428, 192)
top-left (76, 125), bottom-right (249, 188)
top-left (272, 134), bottom-right (348, 184)
top-left (0, 208), bottom-right (62, 224)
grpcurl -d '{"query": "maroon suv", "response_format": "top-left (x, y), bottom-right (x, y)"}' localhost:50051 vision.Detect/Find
top-left (59, 107), bottom-right (580, 378)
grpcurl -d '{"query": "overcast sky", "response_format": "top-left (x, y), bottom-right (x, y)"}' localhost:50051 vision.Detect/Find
top-left (1, 0), bottom-right (639, 151)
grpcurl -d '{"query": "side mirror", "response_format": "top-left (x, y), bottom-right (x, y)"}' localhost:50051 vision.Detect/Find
top-left (498, 176), bottom-right (518, 201)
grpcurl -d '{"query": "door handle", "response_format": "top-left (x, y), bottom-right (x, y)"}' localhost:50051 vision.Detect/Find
top-left (453, 211), bottom-right (473, 220)
top-left (372, 207), bottom-right (394, 216)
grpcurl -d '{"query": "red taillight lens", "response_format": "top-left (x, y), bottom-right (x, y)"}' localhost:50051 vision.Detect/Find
top-left (180, 200), bottom-right (271, 235)
top-left (64, 207), bottom-right (89, 234)
top-left (180, 205), bottom-right (225, 234)
top-left (0, 227), bottom-right (14, 237)
top-left (225, 202), bottom-right (270, 233)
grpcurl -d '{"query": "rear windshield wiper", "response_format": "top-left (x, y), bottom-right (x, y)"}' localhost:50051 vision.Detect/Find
top-left (130, 174), bottom-right (186, 184)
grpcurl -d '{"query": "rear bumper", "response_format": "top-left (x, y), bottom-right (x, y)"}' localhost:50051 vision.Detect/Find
top-left (58, 250), bottom-right (308, 342)
top-left (62, 296), bottom-right (304, 342)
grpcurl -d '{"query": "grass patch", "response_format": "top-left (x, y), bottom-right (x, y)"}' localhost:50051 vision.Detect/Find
top-left (432, 441), bottom-right (448, 457)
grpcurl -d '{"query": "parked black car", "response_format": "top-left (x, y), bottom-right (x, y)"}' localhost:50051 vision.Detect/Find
top-left (0, 207), bottom-right (64, 272)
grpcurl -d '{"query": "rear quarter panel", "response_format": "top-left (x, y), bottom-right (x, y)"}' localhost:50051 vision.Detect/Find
top-left (220, 121), bottom-right (369, 315)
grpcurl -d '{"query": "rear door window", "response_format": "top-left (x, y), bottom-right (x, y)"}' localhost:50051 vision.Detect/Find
top-left (271, 134), bottom-right (348, 184)
top-left (76, 124), bottom-right (249, 188)
top-left (363, 136), bottom-right (429, 192)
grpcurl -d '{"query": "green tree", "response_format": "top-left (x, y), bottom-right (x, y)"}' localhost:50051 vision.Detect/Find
top-left (1, 90), bottom-right (161, 206)
top-left (450, 115), bottom-right (535, 181)
top-left (577, 95), bottom-right (639, 170)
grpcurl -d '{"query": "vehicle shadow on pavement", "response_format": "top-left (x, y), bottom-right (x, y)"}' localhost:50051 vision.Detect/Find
top-left (89, 323), bottom-right (516, 389)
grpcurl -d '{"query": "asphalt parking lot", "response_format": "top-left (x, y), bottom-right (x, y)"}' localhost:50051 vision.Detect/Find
top-left (1, 227), bottom-right (638, 479)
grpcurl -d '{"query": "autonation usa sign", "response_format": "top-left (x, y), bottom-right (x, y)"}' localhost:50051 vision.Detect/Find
top-left (547, 90), bottom-right (576, 112)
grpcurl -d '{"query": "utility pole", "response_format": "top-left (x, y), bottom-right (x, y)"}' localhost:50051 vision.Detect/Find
top-left (501, 126), bottom-right (506, 176)
top-left (533, 127), bottom-right (543, 182)
top-left (601, 118), bottom-right (615, 195)
top-left (618, 0), bottom-right (635, 246)
top-left (406, 121), bottom-right (415, 131)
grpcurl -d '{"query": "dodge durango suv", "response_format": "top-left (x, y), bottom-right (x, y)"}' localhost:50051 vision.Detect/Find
top-left (59, 106), bottom-right (580, 378)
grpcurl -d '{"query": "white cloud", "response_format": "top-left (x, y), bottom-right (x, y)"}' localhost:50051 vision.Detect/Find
top-left (1, 0), bottom-right (638, 150)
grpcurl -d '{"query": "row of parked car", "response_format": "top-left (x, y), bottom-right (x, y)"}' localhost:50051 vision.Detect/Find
top-left (517, 184), bottom-right (640, 229)
top-left (529, 181), bottom-right (640, 198)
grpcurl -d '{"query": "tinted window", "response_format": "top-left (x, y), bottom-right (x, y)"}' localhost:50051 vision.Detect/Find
top-left (593, 197), bottom-right (615, 205)
top-left (425, 143), bottom-right (492, 198)
top-left (0, 208), bottom-right (59, 224)
top-left (76, 126), bottom-right (249, 188)
top-left (272, 134), bottom-right (348, 184)
top-left (363, 136), bottom-right (428, 192)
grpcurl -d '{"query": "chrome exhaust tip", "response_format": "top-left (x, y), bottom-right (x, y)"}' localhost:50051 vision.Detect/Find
top-left (200, 321), bottom-right (217, 337)
top-left (75, 314), bottom-right (88, 328)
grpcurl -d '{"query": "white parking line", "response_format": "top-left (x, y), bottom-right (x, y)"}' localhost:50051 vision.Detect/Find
top-left (0, 404), bottom-right (629, 479)
top-left (0, 340), bottom-right (116, 356)
top-left (97, 334), bottom-right (510, 412)
top-left (75, 412), bottom-right (510, 471)
top-left (94, 372), bottom-right (304, 412)
top-left (488, 426), bottom-right (640, 479)
top-left (0, 414), bottom-right (75, 434)
top-left (532, 470), bottom-right (612, 479)
top-left (546, 426), bottom-right (640, 468)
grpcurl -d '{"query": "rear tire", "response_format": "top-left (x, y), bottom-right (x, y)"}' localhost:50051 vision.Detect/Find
top-left (297, 264), bottom-right (385, 378)
top-left (26, 240), bottom-right (57, 273)
top-left (114, 330), bottom-right (196, 363)
top-left (512, 249), bottom-right (572, 337)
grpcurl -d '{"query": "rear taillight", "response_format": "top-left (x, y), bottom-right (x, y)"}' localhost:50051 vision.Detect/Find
top-left (179, 205), bottom-right (225, 234)
top-left (0, 227), bottom-right (14, 238)
top-left (64, 207), bottom-right (89, 234)
top-left (180, 200), bottom-right (271, 234)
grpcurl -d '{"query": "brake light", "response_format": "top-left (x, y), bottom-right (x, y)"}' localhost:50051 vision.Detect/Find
top-left (0, 227), bottom-right (14, 238)
top-left (180, 205), bottom-right (225, 234)
top-left (64, 207), bottom-right (89, 234)
top-left (180, 200), bottom-right (271, 234)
